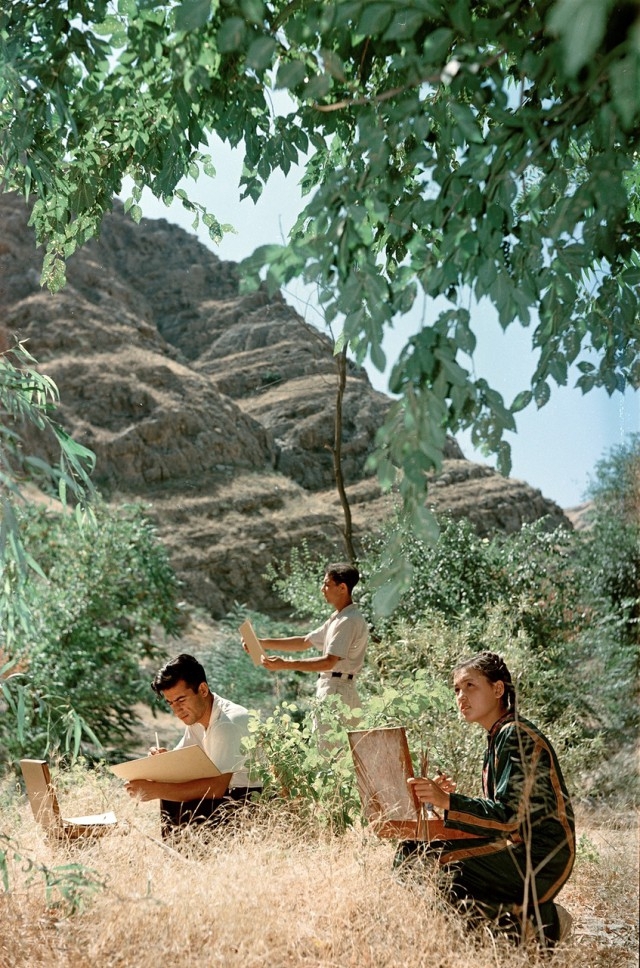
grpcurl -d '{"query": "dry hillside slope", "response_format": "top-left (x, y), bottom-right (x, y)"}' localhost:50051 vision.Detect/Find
top-left (0, 192), bottom-right (570, 616)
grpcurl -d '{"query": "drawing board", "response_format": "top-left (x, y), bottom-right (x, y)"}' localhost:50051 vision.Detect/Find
top-left (348, 726), bottom-right (480, 842)
top-left (110, 744), bottom-right (220, 783)
top-left (348, 726), bottom-right (421, 839)
top-left (239, 619), bottom-right (267, 667)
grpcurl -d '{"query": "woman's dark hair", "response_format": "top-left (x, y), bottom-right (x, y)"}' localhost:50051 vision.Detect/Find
top-left (325, 561), bottom-right (360, 593)
top-left (152, 653), bottom-right (207, 696)
top-left (453, 651), bottom-right (517, 712)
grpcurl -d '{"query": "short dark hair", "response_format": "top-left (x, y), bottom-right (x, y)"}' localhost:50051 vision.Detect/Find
top-left (325, 561), bottom-right (360, 593)
top-left (152, 653), bottom-right (207, 696)
top-left (453, 651), bottom-right (517, 713)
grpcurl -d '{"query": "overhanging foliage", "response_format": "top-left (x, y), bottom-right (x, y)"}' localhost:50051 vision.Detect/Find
top-left (2, 1), bottom-right (638, 588)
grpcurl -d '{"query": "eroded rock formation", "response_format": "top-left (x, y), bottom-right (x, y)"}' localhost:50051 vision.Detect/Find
top-left (0, 192), bottom-right (570, 616)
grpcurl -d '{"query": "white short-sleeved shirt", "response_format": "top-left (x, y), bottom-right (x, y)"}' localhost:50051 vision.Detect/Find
top-left (175, 694), bottom-right (250, 788)
top-left (306, 603), bottom-right (369, 677)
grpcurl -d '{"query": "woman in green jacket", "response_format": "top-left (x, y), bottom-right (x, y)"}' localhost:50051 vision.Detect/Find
top-left (400, 651), bottom-right (575, 947)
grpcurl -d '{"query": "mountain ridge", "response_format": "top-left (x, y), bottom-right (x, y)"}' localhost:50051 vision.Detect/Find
top-left (0, 192), bottom-right (570, 617)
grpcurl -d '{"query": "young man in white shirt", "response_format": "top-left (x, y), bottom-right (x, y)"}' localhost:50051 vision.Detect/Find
top-left (257, 562), bottom-right (368, 714)
top-left (125, 653), bottom-right (259, 835)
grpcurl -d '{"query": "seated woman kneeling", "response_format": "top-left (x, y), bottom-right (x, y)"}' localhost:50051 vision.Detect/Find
top-left (399, 651), bottom-right (575, 948)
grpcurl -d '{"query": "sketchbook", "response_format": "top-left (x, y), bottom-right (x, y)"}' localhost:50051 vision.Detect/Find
top-left (239, 619), bottom-right (267, 667)
top-left (110, 744), bottom-right (221, 783)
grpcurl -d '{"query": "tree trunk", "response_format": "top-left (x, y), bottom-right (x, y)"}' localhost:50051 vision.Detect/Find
top-left (333, 345), bottom-right (357, 563)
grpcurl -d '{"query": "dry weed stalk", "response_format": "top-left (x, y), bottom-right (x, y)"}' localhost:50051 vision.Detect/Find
top-left (0, 775), bottom-right (637, 968)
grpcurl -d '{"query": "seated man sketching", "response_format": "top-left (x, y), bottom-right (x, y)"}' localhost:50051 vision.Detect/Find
top-left (125, 653), bottom-right (258, 835)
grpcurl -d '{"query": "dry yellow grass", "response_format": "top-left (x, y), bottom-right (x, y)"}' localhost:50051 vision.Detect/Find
top-left (0, 772), bottom-right (637, 968)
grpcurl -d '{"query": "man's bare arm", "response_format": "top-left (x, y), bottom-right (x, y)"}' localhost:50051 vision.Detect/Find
top-left (261, 653), bottom-right (341, 673)
top-left (125, 772), bottom-right (233, 803)
top-left (258, 635), bottom-right (309, 652)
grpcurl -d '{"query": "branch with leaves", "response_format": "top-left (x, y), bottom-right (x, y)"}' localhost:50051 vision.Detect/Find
top-left (1, 0), bottom-right (638, 610)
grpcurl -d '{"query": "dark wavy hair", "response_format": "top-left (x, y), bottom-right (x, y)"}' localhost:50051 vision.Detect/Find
top-left (152, 653), bottom-right (207, 696)
top-left (325, 561), bottom-right (360, 593)
top-left (453, 651), bottom-right (517, 713)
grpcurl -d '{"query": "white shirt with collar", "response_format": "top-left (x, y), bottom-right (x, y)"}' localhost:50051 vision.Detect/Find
top-left (175, 694), bottom-right (250, 788)
top-left (306, 603), bottom-right (369, 677)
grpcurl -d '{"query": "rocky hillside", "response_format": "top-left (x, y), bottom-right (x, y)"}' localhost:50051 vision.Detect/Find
top-left (0, 192), bottom-right (570, 617)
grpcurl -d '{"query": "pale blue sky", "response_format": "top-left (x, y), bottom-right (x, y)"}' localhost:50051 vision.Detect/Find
top-left (125, 136), bottom-right (638, 510)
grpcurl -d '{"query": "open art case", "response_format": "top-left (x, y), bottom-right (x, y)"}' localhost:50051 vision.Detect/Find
top-left (348, 726), bottom-right (476, 842)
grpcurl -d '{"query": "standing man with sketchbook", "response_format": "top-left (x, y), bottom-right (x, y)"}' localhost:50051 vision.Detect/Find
top-left (254, 561), bottom-right (369, 718)
top-left (124, 653), bottom-right (259, 835)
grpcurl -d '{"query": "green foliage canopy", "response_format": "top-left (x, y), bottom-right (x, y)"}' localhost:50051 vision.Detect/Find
top-left (2, 0), bottom-right (639, 537)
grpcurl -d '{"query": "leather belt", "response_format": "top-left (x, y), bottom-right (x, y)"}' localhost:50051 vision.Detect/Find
top-left (318, 671), bottom-right (354, 680)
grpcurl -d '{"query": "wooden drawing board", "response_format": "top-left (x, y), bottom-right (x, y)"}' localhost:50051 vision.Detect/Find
top-left (239, 619), bottom-right (267, 667)
top-left (348, 726), bottom-right (481, 842)
top-left (348, 726), bottom-right (420, 839)
top-left (110, 744), bottom-right (220, 783)
top-left (21, 759), bottom-right (117, 840)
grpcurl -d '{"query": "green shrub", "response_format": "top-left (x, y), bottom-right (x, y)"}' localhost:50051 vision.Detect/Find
top-left (244, 698), bottom-right (361, 832)
top-left (576, 435), bottom-right (640, 646)
top-left (0, 500), bottom-right (180, 765)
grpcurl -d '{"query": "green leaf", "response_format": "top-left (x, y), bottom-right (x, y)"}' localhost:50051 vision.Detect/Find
top-left (246, 36), bottom-right (277, 71)
top-left (511, 389), bottom-right (533, 413)
top-left (240, 0), bottom-right (265, 26)
top-left (369, 340), bottom-right (386, 372)
top-left (117, 0), bottom-right (138, 15)
top-left (533, 380), bottom-right (551, 408)
top-left (93, 14), bottom-right (124, 36)
top-left (450, 103), bottom-right (484, 145)
top-left (547, 0), bottom-right (608, 76)
top-left (610, 54), bottom-right (640, 130)
top-left (357, 2), bottom-right (394, 36)
top-left (621, 266), bottom-right (640, 286)
top-left (217, 17), bottom-right (247, 52)
top-left (422, 28), bottom-right (455, 64)
top-left (174, 0), bottom-right (212, 32)
top-left (383, 8), bottom-right (425, 40)
top-left (303, 72), bottom-right (332, 100)
top-left (376, 458), bottom-right (397, 490)
top-left (276, 60), bottom-right (308, 91)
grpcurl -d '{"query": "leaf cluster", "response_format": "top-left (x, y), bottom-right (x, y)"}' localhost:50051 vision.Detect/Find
top-left (0, 340), bottom-right (96, 647)
top-left (0, 500), bottom-right (180, 765)
top-left (2, 0), bottom-right (638, 532)
top-left (0, 830), bottom-right (105, 915)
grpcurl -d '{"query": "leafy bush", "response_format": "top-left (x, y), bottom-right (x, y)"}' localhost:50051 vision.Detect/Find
top-left (0, 341), bottom-right (95, 650)
top-left (0, 500), bottom-right (180, 765)
top-left (358, 514), bottom-right (581, 653)
top-left (263, 539), bottom-right (333, 624)
top-left (577, 434), bottom-right (640, 644)
top-left (244, 697), bottom-right (361, 832)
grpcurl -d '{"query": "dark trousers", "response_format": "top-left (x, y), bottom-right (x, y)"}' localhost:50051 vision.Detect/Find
top-left (160, 787), bottom-right (260, 839)
top-left (394, 838), bottom-right (569, 946)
